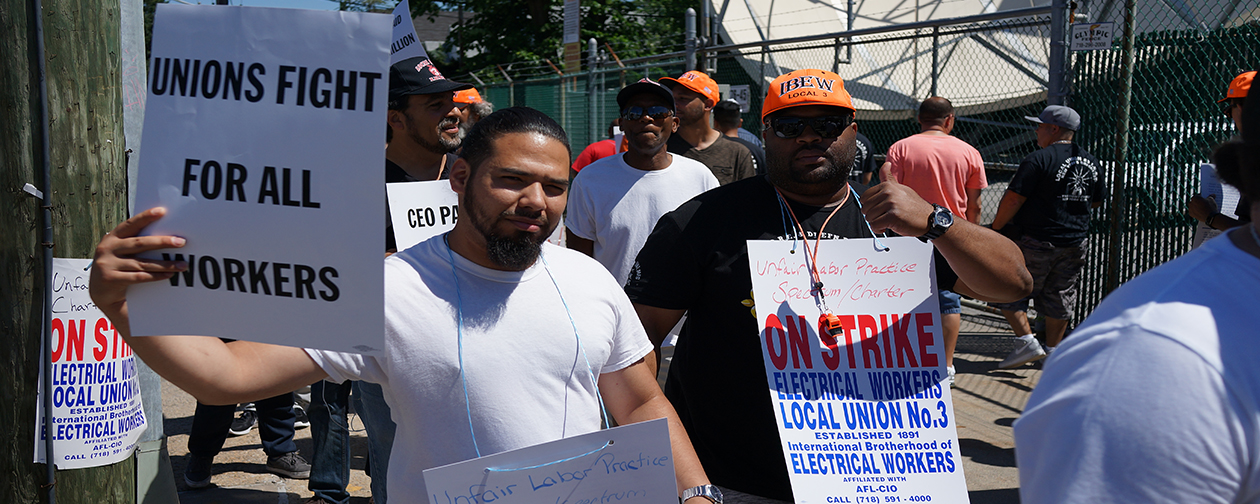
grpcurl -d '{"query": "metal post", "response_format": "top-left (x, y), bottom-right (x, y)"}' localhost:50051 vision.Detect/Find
top-left (685, 8), bottom-right (697, 71)
top-left (846, 0), bottom-right (854, 64)
top-left (833, 38), bottom-right (841, 74)
top-left (931, 26), bottom-right (940, 97)
top-left (700, 0), bottom-right (711, 72)
top-left (1048, 0), bottom-right (1069, 105)
top-left (497, 65), bottom-right (514, 107)
top-left (1106, 0), bottom-right (1137, 294)
top-left (588, 38), bottom-right (599, 148)
top-left (31, 0), bottom-right (56, 501)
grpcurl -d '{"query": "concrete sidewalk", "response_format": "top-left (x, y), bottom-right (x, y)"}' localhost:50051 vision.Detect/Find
top-left (165, 332), bottom-right (1042, 504)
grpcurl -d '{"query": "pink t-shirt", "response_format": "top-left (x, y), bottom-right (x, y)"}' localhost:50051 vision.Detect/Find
top-left (885, 133), bottom-right (987, 219)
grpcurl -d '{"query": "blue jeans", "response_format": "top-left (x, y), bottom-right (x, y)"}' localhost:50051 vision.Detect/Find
top-left (188, 392), bottom-right (296, 458)
top-left (308, 380), bottom-right (396, 503)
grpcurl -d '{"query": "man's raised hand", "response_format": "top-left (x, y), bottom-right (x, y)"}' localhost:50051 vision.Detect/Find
top-left (90, 207), bottom-right (188, 330)
top-left (859, 163), bottom-right (934, 237)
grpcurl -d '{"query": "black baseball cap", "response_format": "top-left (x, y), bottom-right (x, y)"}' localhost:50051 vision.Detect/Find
top-left (388, 56), bottom-right (473, 102)
top-left (616, 78), bottom-right (676, 111)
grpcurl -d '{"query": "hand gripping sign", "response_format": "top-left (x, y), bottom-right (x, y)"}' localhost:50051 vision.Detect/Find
top-left (129, 5), bottom-right (390, 354)
top-left (423, 419), bottom-right (676, 504)
top-left (35, 259), bottom-right (147, 469)
top-left (747, 238), bottom-right (968, 504)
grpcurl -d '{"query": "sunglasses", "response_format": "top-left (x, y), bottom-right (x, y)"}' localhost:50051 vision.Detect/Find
top-left (1223, 101), bottom-right (1244, 117)
top-left (621, 105), bottom-right (673, 122)
top-left (767, 115), bottom-right (852, 139)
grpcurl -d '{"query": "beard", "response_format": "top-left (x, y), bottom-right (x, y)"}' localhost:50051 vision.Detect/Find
top-left (463, 182), bottom-right (550, 270)
top-left (407, 114), bottom-right (462, 154)
top-left (766, 137), bottom-right (856, 194)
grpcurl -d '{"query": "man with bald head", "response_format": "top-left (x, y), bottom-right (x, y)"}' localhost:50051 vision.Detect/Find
top-left (882, 96), bottom-right (988, 385)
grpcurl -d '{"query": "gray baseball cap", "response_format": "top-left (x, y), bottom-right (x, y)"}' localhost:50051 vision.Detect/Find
top-left (1025, 105), bottom-right (1080, 131)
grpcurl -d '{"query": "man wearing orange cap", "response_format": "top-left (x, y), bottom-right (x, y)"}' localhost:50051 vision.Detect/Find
top-left (453, 88), bottom-right (494, 137)
top-left (626, 68), bottom-right (1031, 503)
top-left (662, 70), bottom-right (757, 185)
top-left (1188, 70), bottom-right (1254, 238)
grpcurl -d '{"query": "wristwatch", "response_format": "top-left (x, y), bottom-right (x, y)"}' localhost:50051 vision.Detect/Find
top-left (681, 484), bottom-right (724, 504)
top-left (918, 204), bottom-right (954, 242)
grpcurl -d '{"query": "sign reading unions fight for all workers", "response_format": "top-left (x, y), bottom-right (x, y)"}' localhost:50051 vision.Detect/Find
top-left (35, 259), bottom-right (147, 469)
top-left (130, 5), bottom-right (390, 354)
top-left (747, 238), bottom-right (967, 504)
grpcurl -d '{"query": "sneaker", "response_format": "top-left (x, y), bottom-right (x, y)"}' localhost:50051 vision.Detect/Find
top-left (293, 404), bottom-right (310, 429)
top-left (946, 366), bottom-right (956, 387)
top-left (267, 452), bottom-right (311, 479)
top-left (304, 499), bottom-right (332, 504)
top-left (183, 454), bottom-right (214, 489)
top-left (229, 409), bottom-right (257, 436)
top-left (998, 338), bottom-right (1047, 369)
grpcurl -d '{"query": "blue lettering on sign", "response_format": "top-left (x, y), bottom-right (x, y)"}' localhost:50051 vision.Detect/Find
top-left (594, 453), bottom-right (670, 474)
top-left (438, 484), bottom-right (520, 504)
top-left (529, 469), bottom-right (594, 491)
top-left (558, 488), bottom-right (647, 504)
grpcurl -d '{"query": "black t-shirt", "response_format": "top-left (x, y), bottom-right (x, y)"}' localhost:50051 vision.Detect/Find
top-left (848, 131), bottom-right (878, 182)
top-left (1008, 143), bottom-right (1106, 247)
top-left (385, 154), bottom-right (456, 251)
top-left (624, 175), bottom-right (959, 501)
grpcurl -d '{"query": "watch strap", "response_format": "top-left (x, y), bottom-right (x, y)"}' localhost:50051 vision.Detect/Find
top-left (918, 204), bottom-right (952, 242)
top-left (681, 484), bottom-right (723, 504)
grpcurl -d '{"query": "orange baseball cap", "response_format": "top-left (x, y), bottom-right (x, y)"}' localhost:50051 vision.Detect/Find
top-left (453, 88), bottom-right (483, 104)
top-left (761, 69), bottom-right (855, 120)
top-left (660, 71), bottom-right (720, 107)
top-left (1219, 71), bottom-right (1254, 102)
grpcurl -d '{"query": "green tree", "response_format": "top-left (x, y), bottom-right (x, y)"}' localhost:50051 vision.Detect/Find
top-left (408, 0), bottom-right (693, 80)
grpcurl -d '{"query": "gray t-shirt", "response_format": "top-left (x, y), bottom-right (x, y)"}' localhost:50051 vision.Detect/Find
top-left (667, 134), bottom-right (757, 185)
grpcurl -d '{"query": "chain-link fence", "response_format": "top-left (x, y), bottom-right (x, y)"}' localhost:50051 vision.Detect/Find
top-left (469, 1), bottom-right (1259, 328)
top-left (1070, 0), bottom-right (1259, 325)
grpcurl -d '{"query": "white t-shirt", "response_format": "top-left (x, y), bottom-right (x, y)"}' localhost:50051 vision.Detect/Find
top-left (1014, 233), bottom-right (1260, 503)
top-left (566, 152), bottom-right (719, 286)
top-left (306, 237), bottom-right (653, 500)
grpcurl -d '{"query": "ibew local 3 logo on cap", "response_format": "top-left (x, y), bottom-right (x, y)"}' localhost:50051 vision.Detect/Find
top-left (778, 75), bottom-right (835, 97)
top-left (415, 59), bottom-right (447, 82)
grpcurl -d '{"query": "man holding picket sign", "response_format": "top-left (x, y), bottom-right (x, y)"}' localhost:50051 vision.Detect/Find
top-left (91, 107), bottom-right (718, 503)
top-left (625, 69), bottom-right (1032, 503)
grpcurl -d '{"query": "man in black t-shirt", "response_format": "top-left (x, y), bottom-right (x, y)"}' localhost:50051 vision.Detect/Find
top-left (991, 105), bottom-right (1106, 369)
top-left (625, 68), bottom-right (1032, 503)
top-left (849, 131), bottom-right (878, 184)
top-left (383, 56), bottom-right (471, 252)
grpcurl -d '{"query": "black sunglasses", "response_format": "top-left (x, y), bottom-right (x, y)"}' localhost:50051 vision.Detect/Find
top-left (1224, 100), bottom-right (1244, 117)
top-left (767, 115), bottom-right (852, 139)
top-left (621, 105), bottom-right (673, 122)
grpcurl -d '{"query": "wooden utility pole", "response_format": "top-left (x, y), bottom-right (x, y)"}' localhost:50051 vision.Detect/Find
top-left (1, 0), bottom-right (133, 501)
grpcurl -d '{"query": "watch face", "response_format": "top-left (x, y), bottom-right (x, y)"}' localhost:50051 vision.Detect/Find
top-left (934, 208), bottom-right (953, 226)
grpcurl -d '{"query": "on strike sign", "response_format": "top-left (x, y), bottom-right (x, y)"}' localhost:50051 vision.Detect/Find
top-left (35, 259), bottom-right (147, 469)
top-left (129, 5), bottom-right (390, 354)
top-left (747, 237), bottom-right (967, 504)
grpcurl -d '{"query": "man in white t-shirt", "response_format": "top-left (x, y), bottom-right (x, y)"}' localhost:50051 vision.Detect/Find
top-left (566, 78), bottom-right (719, 285)
top-left (90, 108), bottom-right (720, 504)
